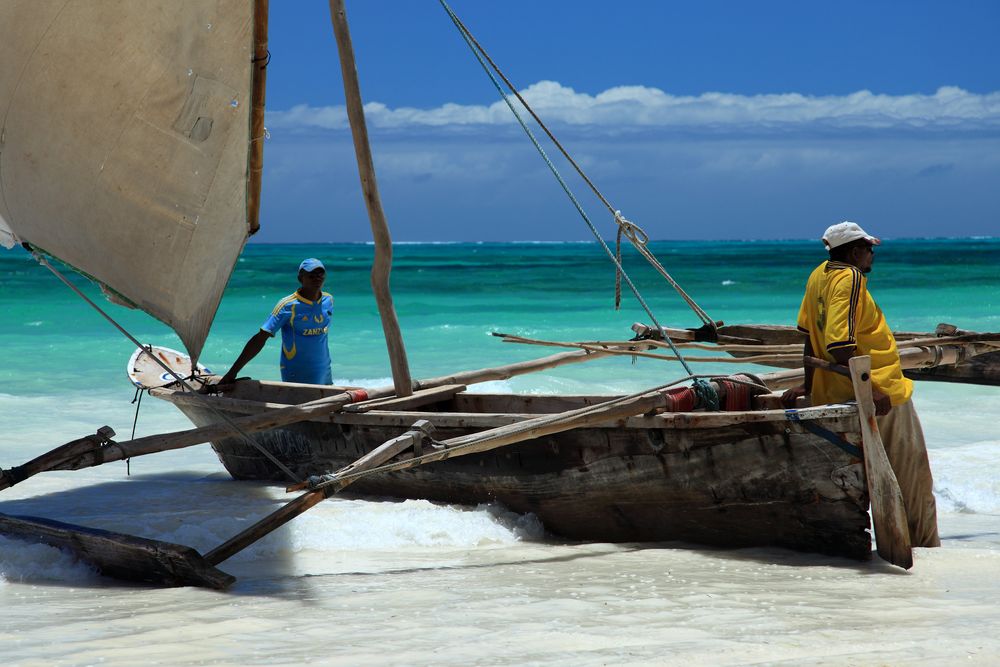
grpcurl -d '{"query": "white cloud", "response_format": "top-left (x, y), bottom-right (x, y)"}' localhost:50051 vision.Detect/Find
top-left (267, 82), bottom-right (1000, 133)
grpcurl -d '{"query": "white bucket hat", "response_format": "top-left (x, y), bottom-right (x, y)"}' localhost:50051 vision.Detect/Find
top-left (822, 221), bottom-right (881, 250)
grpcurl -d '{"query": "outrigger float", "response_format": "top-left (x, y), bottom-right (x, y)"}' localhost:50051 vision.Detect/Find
top-left (2, 1), bottom-right (999, 588)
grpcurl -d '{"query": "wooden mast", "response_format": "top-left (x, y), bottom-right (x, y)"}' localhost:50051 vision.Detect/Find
top-left (246, 0), bottom-right (270, 235)
top-left (328, 0), bottom-right (413, 397)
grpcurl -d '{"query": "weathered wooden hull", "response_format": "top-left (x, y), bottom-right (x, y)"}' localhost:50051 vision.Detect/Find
top-left (156, 381), bottom-right (872, 560)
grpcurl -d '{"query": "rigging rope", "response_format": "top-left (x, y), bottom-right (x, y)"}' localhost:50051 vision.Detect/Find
top-left (437, 0), bottom-right (715, 332)
top-left (438, 0), bottom-right (704, 379)
top-left (613, 211), bottom-right (716, 327)
top-left (25, 245), bottom-right (302, 484)
top-left (127, 386), bottom-right (146, 475)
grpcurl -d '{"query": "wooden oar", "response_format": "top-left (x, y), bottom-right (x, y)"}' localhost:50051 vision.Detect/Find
top-left (847, 356), bottom-right (913, 569)
top-left (804, 354), bottom-right (913, 567)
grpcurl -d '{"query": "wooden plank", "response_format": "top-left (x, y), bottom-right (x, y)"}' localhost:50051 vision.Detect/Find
top-left (848, 356), bottom-right (913, 569)
top-left (342, 384), bottom-right (466, 413)
top-left (631, 323), bottom-right (763, 345)
top-left (0, 513), bottom-right (234, 589)
top-left (414, 348), bottom-right (610, 389)
top-left (453, 393), bottom-right (608, 414)
top-left (334, 410), bottom-right (534, 429)
top-left (153, 389), bottom-right (293, 413)
top-left (234, 380), bottom-right (355, 404)
top-left (331, 405), bottom-right (858, 431)
top-left (352, 391), bottom-right (662, 467)
top-left (497, 333), bottom-right (802, 366)
top-left (716, 324), bottom-right (805, 345)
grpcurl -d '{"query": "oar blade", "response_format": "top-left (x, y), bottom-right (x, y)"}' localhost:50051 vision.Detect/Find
top-left (0, 512), bottom-right (235, 589)
top-left (848, 356), bottom-right (913, 570)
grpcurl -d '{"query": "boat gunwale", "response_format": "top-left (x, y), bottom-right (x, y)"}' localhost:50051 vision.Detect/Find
top-left (150, 383), bottom-right (859, 430)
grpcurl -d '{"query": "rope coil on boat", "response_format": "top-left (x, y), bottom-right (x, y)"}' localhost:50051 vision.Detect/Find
top-left (692, 380), bottom-right (720, 411)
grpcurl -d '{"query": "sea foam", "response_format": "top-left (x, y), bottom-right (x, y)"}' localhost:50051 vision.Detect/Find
top-left (0, 536), bottom-right (101, 585)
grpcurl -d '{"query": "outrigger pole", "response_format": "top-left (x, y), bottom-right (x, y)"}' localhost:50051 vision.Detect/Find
top-left (329, 0), bottom-right (413, 397)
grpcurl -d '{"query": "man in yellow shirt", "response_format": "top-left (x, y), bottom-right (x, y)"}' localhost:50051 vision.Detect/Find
top-left (782, 222), bottom-right (939, 547)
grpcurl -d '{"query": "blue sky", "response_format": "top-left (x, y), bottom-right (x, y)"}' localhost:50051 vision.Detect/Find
top-left (255, 1), bottom-right (1000, 243)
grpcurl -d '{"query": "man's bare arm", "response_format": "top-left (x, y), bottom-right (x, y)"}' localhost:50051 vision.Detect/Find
top-left (218, 330), bottom-right (271, 386)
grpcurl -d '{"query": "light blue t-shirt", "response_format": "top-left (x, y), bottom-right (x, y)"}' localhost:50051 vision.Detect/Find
top-left (261, 292), bottom-right (333, 384)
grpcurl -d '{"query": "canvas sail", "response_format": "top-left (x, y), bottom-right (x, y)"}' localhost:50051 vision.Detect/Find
top-left (0, 0), bottom-right (265, 363)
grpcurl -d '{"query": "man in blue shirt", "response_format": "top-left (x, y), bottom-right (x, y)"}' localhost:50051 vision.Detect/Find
top-left (217, 258), bottom-right (334, 386)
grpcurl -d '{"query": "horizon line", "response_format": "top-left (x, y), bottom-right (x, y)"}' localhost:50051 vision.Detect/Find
top-left (243, 234), bottom-right (999, 246)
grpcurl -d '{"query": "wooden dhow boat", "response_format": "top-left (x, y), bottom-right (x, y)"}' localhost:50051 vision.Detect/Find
top-left (159, 364), bottom-right (877, 559)
top-left (2, 0), bottom-right (998, 587)
top-left (144, 323), bottom-right (998, 565)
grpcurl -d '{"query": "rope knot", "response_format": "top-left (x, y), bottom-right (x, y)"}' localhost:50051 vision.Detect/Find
top-left (614, 210), bottom-right (649, 246)
top-left (614, 210), bottom-right (652, 310)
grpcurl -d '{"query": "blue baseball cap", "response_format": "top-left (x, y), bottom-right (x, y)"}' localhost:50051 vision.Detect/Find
top-left (298, 258), bottom-right (325, 273)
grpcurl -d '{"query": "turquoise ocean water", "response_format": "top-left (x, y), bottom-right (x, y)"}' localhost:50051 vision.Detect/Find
top-left (3, 239), bottom-right (1000, 664)
top-left (4, 237), bottom-right (999, 393)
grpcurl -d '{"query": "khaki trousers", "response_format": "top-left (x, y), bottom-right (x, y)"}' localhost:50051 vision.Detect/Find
top-left (877, 399), bottom-right (940, 547)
